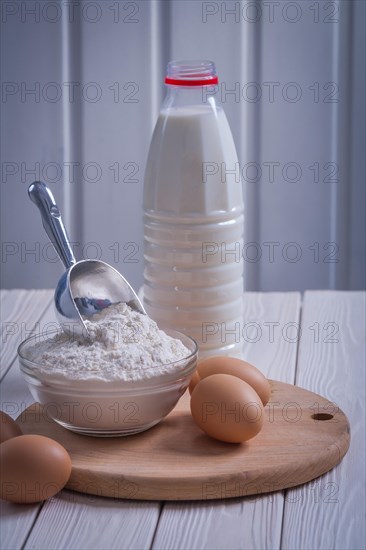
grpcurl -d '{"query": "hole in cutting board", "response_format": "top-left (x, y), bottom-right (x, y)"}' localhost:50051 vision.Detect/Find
top-left (311, 413), bottom-right (334, 421)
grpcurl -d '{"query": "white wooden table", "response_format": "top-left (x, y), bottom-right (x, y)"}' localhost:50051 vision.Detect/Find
top-left (0, 290), bottom-right (365, 550)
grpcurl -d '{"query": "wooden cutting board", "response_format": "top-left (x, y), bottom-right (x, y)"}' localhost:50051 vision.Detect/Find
top-left (17, 380), bottom-right (350, 501)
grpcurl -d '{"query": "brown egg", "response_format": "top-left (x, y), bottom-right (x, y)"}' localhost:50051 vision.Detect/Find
top-left (0, 434), bottom-right (72, 503)
top-left (191, 356), bottom-right (271, 405)
top-left (188, 370), bottom-right (200, 395)
top-left (0, 411), bottom-right (23, 444)
top-left (190, 373), bottom-right (264, 443)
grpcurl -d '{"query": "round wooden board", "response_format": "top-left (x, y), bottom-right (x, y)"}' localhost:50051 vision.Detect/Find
top-left (17, 381), bottom-right (350, 501)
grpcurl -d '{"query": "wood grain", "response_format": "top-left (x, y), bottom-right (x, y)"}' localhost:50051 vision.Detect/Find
top-left (281, 291), bottom-right (366, 550)
top-left (0, 289), bottom-right (52, 380)
top-left (17, 380), bottom-right (350, 501)
top-left (23, 492), bottom-right (160, 550)
top-left (0, 292), bottom-right (160, 550)
top-left (2, 291), bottom-right (363, 550)
top-left (0, 291), bottom-right (53, 550)
top-left (153, 292), bottom-right (301, 549)
top-left (152, 497), bottom-right (284, 550)
top-left (11, 292), bottom-right (302, 550)
top-left (237, 292), bottom-right (302, 381)
top-left (0, 296), bottom-right (54, 418)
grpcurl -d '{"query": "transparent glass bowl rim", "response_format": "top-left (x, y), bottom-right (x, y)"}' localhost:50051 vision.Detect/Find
top-left (17, 329), bottom-right (198, 393)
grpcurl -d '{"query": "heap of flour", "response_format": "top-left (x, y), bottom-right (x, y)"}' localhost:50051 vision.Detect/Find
top-left (24, 303), bottom-right (191, 382)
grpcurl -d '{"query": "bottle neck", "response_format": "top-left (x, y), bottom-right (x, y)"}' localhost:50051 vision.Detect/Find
top-left (162, 60), bottom-right (220, 110)
top-left (162, 85), bottom-right (221, 110)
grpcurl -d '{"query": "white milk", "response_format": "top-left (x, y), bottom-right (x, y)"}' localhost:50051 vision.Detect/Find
top-left (143, 63), bottom-right (244, 356)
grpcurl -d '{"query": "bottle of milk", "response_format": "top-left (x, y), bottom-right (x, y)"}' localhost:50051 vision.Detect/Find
top-left (143, 60), bottom-right (244, 357)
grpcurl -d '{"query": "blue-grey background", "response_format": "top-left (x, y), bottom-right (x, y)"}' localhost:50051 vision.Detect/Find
top-left (1, 0), bottom-right (365, 292)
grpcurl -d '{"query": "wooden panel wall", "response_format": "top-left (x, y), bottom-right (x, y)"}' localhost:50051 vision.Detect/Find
top-left (1, 1), bottom-right (364, 291)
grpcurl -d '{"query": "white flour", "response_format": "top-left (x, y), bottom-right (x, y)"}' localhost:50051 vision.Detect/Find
top-left (24, 303), bottom-right (190, 382)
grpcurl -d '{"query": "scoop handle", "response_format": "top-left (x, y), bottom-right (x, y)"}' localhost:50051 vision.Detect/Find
top-left (28, 181), bottom-right (76, 269)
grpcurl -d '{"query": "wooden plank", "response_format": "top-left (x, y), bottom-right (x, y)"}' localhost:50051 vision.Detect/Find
top-left (281, 291), bottom-right (365, 550)
top-left (24, 493), bottom-right (160, 550)
top-left (0, 500), bottom-right (42, 550)
top-left (152, 292), bottom-right (301, 550)
top-left (1, 294), bottom-right (160, 550)
top-left (79, 0), bottom-right (157, 295)
top-left (152, 497), bottom-right (281, 550)
top-left (0, 289), bottom-right (53, 380)
top-left (256, 2), bottom-right (342, 292)
top-left (0, 295), bottom-right (55, 419)
top-left (8, 299), bottom-right (161, 550)
top-left (1, 8), bottom-right (64, 290)
top-left (0, 290), bottom-right (53, 550)
top-left (239, 292), bottom-right (302, 381)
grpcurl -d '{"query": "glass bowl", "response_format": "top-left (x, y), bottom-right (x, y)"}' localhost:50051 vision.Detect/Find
top-left (18, 329), bottom-right (198, 437)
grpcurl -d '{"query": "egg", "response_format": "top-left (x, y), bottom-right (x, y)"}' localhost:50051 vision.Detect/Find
top-left (0, 434), bottom-right (72, 503)
top-left (0, 411), bottom-right (23, 444)
top-left (188, 370), bottom-right (200, 395)
top-left (190, 356), bottom-right (271, 406)
top-left (190, 373), bottom-right (264, 443)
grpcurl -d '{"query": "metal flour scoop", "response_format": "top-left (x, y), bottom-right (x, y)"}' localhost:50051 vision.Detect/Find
top-left (28, 181), bottom-right (145, 339)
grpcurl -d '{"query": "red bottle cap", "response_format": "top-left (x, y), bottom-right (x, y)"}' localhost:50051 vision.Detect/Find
top-left (165, 61), bottom-right (218, 87)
